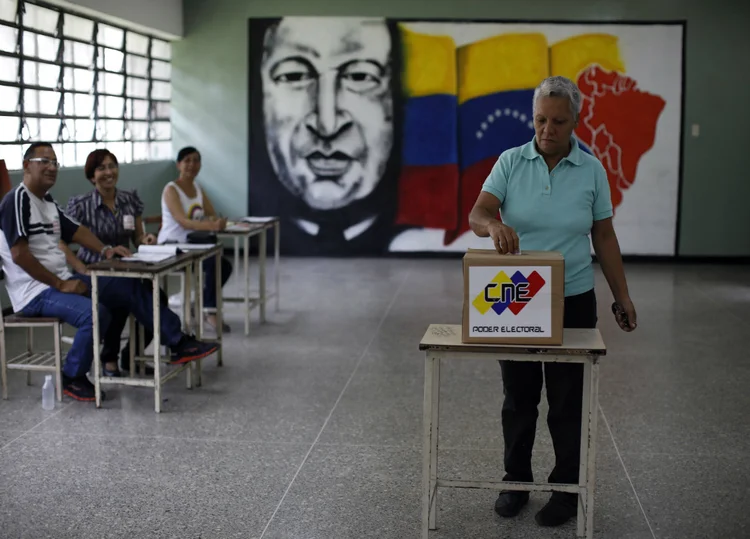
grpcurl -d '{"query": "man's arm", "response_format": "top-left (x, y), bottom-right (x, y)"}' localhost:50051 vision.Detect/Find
top-left (10, 239), bottom-right (65, 290)
top-left (57, 202), bottom-right (130, 258)
top-left (55, 202), bottom-right (105, 253)
top-left (58, 240), bottom-right (88, 274)
top-left (1, 189), bottom-right (65, 290)
top-left (70, 224), bottom-right (106, 254)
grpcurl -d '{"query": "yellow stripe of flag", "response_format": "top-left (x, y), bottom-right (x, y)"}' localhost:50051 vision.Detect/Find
top-left (400, 25), bottom-right (457, 98)
top-left (550, 33), bottom-right (626, 82)
top-left (457, 33), bottom-right (550, 105)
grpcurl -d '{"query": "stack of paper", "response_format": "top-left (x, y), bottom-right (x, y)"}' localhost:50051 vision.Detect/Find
top-left (121, 245), bottom-right (181, 263)
top-left (170, 243), bottom-right (214, 251)
top-left (226, 223), bottom-right (252, 232)
top-left (240, 216), bottom-right (277, 223)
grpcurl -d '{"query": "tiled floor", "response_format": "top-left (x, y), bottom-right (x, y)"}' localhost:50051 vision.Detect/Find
top-left (1, 258), bottom-right (749, 538)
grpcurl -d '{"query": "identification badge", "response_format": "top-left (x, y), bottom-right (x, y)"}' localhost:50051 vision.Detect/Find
top-left (123, 215), bottom-right (135, 230)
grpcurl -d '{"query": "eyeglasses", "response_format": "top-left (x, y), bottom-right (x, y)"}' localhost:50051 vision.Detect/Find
top-left (27, 158), bottom-right (61, 169)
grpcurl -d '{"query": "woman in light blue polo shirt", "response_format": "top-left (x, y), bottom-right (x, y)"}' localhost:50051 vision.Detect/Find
top-left (469, 76), bottom-right (637, 528)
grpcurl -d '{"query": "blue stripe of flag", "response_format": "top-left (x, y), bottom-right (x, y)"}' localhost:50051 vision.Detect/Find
top-left (458, 89), bottom-right (535, 171)
top-left (402, 94), bottom-right (458, 167)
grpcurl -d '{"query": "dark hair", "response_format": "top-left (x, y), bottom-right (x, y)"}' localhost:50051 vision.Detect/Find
top-left (177, 146), bottom-right (200, 162)
top-left (23, 142), bottom-right (53, 161)
top-left (84, 149), bottom-right (118, 182)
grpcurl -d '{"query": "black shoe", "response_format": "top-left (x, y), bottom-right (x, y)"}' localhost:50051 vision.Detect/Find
top-left (494, 491), bottom-right (529, 517)
top-left (62, 375), bottom-right (106, 402)
top-left (535, 493), bottom-right (577, 527)
top-left (170, 335), bottom-right (219, 365)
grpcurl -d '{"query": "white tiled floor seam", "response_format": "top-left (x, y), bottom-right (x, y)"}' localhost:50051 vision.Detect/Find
top-left (600, 405), bottom-right (657, 539)
top-left (0, 401), bottom-right (74, 452)
top-left (258, 263), bottom-right (414, 539)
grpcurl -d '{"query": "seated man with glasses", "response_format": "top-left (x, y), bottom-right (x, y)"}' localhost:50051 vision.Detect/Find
top-left (0, 142), bottom-right (220, 402)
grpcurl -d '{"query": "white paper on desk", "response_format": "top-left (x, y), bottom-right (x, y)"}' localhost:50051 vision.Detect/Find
top-left (226, 224), bottom-right (252, 232)
top-left (169, 243), bottom-right (214, 251)
top-left (240, 216), bottom-right (276, 223)
top-left (138, 245), bottom-right (180, 255)
top-left (121, 252), bottom-right (174, 263)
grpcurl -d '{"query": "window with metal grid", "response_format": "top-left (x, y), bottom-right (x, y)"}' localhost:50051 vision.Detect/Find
top-left (0, 0), bottom-right (172, 170)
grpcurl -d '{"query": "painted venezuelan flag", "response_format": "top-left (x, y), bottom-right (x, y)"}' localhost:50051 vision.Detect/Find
top-left (396, 26), bottom-right (459, 230)
top-left (395, 28), bottom-right (631, 244)
top-left (447, 33), bottom-right (549, 243)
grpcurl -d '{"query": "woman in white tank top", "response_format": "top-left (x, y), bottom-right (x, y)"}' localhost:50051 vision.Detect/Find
top-left (159, 146), bottom-right (233, 332)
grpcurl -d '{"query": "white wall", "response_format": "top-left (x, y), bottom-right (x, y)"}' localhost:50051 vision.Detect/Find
top-left (44, 0), bottom-right (182, 39)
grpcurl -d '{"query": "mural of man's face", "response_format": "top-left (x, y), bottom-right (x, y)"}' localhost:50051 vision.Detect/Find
top-left (261, 17), bottom-right (394, 211)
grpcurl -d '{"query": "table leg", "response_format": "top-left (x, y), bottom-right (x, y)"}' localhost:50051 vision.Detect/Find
top-left (259, 228), bottom-right (267, 323)
top-left (216, 251), bottom-right (224, 367)
top-left (138, 316), bottom-right (145, 371)
top-left (193, 260), bottom-right (203, 388)
top-left (586, 360), bottom-right (600, 539)
top-left (128, 315), bottom-right (135, 377)
top-left (244, 234), bottom-right (250, 335)
top-left (234, 236), bottom-right (239, 290)
top-left (198, 258), bottom-right (205, 340)
top-left (578, 357), bottom-right (599, 538)
top-left (422, 352), bottom-right (441, 538)
top-left (92, 274), bottom-right (102, 408)
top-left (578, 357), bottom-right (591, 537)
top-left (183, 264), bottom-right (193, 390)
top-left (429, 353), bottom-right (440, 530)
top-left (152, 276), bottom-right (162, 413)
top-left (274, 221), bottom-right (280, 312)
top-left (422, 353), bottom-right (434, 539)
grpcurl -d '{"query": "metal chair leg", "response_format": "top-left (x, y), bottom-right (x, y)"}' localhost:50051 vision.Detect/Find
top-left (0, 327), bottom-right (7, 400)
top-left (53, 323), bottom-right (62, 402)
top-left (26, 327), bottom-right (32, 386)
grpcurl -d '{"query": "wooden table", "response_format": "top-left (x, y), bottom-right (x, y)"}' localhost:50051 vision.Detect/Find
top-left (88, 245), bottom-right (224, 412)
top-left (418, 324), bottom-right (607, 539)
top-left (217, 219), bottom-right (281, 335)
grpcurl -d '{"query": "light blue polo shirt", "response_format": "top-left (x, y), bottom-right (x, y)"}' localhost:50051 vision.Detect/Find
top-left (481, 136), bottom-right (613, 297)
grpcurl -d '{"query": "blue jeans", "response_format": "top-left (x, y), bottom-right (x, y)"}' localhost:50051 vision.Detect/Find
top-left (22, 274), bottom-right (184, 379)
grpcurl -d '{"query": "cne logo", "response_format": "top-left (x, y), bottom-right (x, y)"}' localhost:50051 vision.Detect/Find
top-left (472, 270), bottom-right (546, 316)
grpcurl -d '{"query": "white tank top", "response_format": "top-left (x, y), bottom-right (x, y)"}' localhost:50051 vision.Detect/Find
top-left (158, 181), bottom-right (205, 243)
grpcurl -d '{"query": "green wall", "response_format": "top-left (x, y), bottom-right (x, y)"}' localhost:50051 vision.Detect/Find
top-left (8, 161), bottom-right (175, 219)
top-left (175, 0), bottom-right (750, 257)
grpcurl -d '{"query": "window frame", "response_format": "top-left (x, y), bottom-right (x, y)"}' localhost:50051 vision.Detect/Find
top-left (0, 0), bottom-right (172, 169)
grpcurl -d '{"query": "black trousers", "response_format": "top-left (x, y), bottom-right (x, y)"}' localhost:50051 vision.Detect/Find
top-left (500, 288), bottom-right (598, 488)
top-left (203, 256), bottom-right (233, 309)
top-left (100, 286), bottom-right (169, 366)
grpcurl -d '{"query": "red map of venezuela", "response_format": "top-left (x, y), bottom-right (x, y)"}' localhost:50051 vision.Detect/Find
top-left (575, 66), bottom-right (666, 210)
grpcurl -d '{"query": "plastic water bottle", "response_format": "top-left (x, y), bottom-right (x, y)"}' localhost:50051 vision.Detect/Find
top-left (42, 375), bottom-right (55, 410)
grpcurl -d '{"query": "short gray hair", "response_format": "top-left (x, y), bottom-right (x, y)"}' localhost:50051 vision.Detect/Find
top-left (532, 76), bottom-right (582, 121)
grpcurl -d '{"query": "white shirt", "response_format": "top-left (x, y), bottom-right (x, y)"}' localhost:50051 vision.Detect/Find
top-left (157, 181), bottom-right (204, 244)
top-left (0, 184), bottom-right (78, 312)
